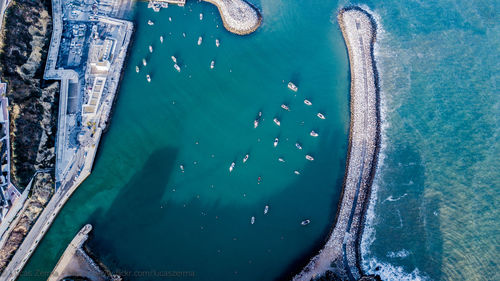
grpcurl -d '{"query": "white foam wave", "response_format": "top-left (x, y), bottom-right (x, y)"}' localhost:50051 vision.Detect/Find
top-left (365, 257), bottom-right (430, 281)
top-left (386, 249), bottom-right (410, 259)
top-left (358, 5), bottom-right (430, 281)
top-left (383, 193), bottom-right (408, 202)
top-left (359, 4), bottom-right (388, 260)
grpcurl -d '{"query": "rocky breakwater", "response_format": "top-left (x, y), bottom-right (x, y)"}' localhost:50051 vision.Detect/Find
top-left (203, 0), bottom-right (261, 35)
top-left (293, 7), bottom-right (380, 281)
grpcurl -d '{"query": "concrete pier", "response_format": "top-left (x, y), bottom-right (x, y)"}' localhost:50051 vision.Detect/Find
top-left (48, 225), bottom-right (114, 281)
top-left (293, 7), bottom-right (380, 281)
top-left (203, 0), bottom-right (261, 35)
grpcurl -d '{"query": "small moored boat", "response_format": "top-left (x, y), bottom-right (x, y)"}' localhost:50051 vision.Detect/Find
top-left (215, 38), bottom-right (220, 47)
top-left (264, 205), bottom-right (269, 214)
top-left (310, 130), bottom-right (318, 137)
top-left (301, 219), bottom-right (311, 226)
top-left (273, 138), bottom-right (279, 147)
top-left (294, 170), bottom-right (301, 175)
top-left (229, 162), bottom-right (235, 172)
top-left (180, 165), bottom-right (184, 172)
top-left (210, 60), bottom-right (215, 69)
top-left (287, 82), bottom-right (298, 92)
top-left (281, 104), bottom-right (290, 111)
top-left (146, 74), bottom-right (151, 83)
top-left (304, 99), bottom-right (312, 106)
top-left (254, 119), bottom-right (259, 128)
top-left (142, 58), bottom-right (147, 66)
top-left (147, 20), bottom-right (154, 26)
top-left (199, 13), bottom-right (203, 20)
top-left (317, 113), bottom-right (326, 119)
top-left (171, 55), bottom-right (177, 63)
top-left (174, 64), bottom-right (181, 72)
top-left (305, 155), bottom-right (314, 161)
top-left (160, 36), bottom-right (164, 43)
top-left (251, 216), bottom-right (255, 224)
top-left (278, 157), bottom-right (285, 163)
top-left (149, 45), bottom-right (153, 53)
top-left (273, 118), bottom-right (281, 126)
top-left (295, 142), bottom-right (302, 150)
top-left (197, 36), bottom-right (203, 45)
top-left (135, 66), bottom-right (139, 73)
top-left (243, 154), bottom-right (249, 163)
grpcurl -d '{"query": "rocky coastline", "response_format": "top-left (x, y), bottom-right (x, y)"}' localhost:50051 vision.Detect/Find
top-left (203, 0), bottom-right (261, 35)
top-left (293, 7), bottom-right (381, 281)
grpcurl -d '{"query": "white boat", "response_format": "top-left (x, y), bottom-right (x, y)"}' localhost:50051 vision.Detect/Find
top-left (197, 36), bottom-right (203, 45)
top-left (135, 66), bottom-right (139, 73)
top-left (147, 20), bottom-right (154, 26)
top-left (278, 157), bottom-right (285, 163)
top-left (310, 130), bottom-right (318, 137)
top-left (243, 154), bottom-right (249, 163)
top-left (215, 38), bottom-right (220, 47)
top-left (273, 118), bottom-right (281, 126)
top-left (171, 55), bottom-right (177, 63)
top-left (180, 165), bottom-right (184, 172)
top-left (301, 219), bottom-right (311, 226)
top-left (317, 113), bottom-right (326, 119)
top-left (149, 45), bottom-right (153, 53)
top-left (251, 216), bottom-right (255, 224)
top-left (210, 60), bottom-right (215, 69)
top-left (174, 64), bottom-right (181, 72)
top-left (142, 58), bottom-right (147, 66)
top-left (294, 170), bottom-right (301, 175)
top-left (200, 13), bottom-right (203, 20)
top-left (287, 82), bottom-right (298, 92)
top-left (304, 99), bottom-right (312, 106)
top-left (273, 138), bottom-right (279, 147)
top-left (160, 36), bottom-right (164, 43)
top-left (182, 32), bottom-right (186, 37)
top-left (254, 119), bottom-right (259, 128)
top-left (146, 74), bottom-right (151, 83)
top-left (264, 205), bottom-right (269, 214)
top-left (306, 155), bottom-right (314, 161)
top-left (168, 17), bottom-right (172, 22)
top-left (229, 162), bottom-right (235, 172)
top-left (295, 142), bottom-right (302, 150)
top-left (281, 104), bottom-right (290, 111)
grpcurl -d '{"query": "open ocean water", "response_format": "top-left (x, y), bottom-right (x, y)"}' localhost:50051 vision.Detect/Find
top-left (19, 0), bottom-right (499, 281)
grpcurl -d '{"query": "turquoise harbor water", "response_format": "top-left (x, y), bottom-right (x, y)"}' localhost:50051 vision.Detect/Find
top-left (20, 0), bottom-right (499, 281)
top-left (21, 1), bottom-right (350, 280)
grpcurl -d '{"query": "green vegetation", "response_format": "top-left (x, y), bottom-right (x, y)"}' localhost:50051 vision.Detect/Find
top-left (0, 0), bottom-right (58, 188)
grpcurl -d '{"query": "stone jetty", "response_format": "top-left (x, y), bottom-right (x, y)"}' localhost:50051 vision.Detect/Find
top-left (48, 225), bottom-right (117, 281)
top-left (293, 7), bottom-right (380, 281)
top-left (203, 0), bottom-right (261, 35)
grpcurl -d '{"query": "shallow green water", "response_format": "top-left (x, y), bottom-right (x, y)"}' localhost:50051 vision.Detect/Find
top-left (20, 1), bottom-right (350, 280)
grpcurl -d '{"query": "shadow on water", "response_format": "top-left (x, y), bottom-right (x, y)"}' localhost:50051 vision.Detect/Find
top-left (275, 154), bottom-right (347, 281)
top-left (78, 131), bottom-right (348, 280)
top-left (370, 144), bottom-right (443, 279)
top-left (87, 146), bottom-right (178, 264)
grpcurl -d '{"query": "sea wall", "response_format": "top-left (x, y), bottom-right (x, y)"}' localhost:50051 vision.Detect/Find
top-left (293, 7), bottom-right (380, 281)
top-left (202, 0), bottom-right (261, 35)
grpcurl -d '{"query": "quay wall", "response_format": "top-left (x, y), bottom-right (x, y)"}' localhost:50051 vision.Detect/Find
top-left (293, 7), bottom-right (380, 281)
top-left (202, 0), bottom-right (261, 35)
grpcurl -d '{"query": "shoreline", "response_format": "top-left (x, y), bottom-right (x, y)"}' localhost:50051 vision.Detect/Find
top-left (202, 0), bottom-right (262, 35)
top-left (293, 6), bottom-right (381, 281)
